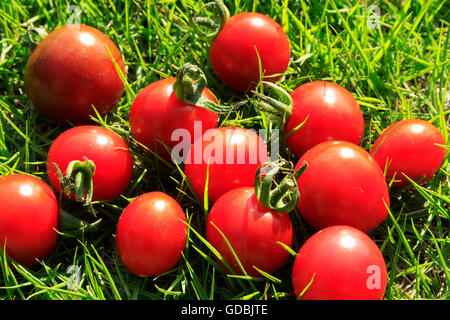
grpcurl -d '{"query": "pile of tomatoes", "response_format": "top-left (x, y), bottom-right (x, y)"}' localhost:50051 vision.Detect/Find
top-left (0, 1), bottom-right (446, 300)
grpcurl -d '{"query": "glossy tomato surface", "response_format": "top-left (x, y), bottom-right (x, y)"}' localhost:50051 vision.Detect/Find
top-left (284, 81), bottom-right (364, 158)
top-left (129, 77), bottom-right (218, 160)
top-left (47, 126), bottom-right (133, 201)
top-left (0, 174), bottom-right (58, 267)
top-left (295, 141), bottom-right (390, 233)
top-left (207, 187), bottom-right (293, 277)
top-left (210, 12), bottom-right (290, 92)
top-left (115, 192), bottom-right (187, 277)
top-left (24, 24), bottom-right (125, 124)
top-left (371, 119), bottom-right (446, 187)
top-left (292, 226), bottom-right (387, 300)
top-left (184, 126), bottom-right (269, 203)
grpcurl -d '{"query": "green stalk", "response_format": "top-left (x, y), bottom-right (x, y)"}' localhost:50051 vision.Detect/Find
top-left (189, 0), bottom-right (230, 41)
top-left (252, 81), bottom-right (293, 127)
top-left (53, 157), bottom-right (96, 216)
top-left (173, 63), bottom-right (245, 114)
top-left (254, 160), bottom-right (307, 213)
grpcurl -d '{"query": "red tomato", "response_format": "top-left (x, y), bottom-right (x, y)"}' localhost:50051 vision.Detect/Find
top-left (47, 126), bottom-right (133, 201)
top-left (0, 174), bottom-right (58, 267)
top-left (129, 78), bottom-right (218, 160)
top-left (206, 187), bottom-right (293, 277)
top-left (184, 126), bottom-right (269, 203)
top-left (371, 119), bottom-right (446, 187)
top-left (24, 24), bottom-right (125, 124)
top-left (115, 192), bottom-right (187, 277)
top-left (292, 225), bottom-right (387, 300)
top-left (284, 81), bottom-right (364, 158)
top-left (295, 141), bottom-right (390, 233)
top-left (210, 12), bottom-right (290, 92)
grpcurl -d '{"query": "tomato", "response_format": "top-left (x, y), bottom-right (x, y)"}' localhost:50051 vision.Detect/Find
top-left (184, 126), bottom-right (269, 203)
top-left (129, 77), bottom-right (218, 160)
top-left (47, 126), bottom-right (133, 201)
top-left (292, 225), bottom-right (387, 300)
top-left (210, 12), bottom-right (290, 92)
top-left (284, 81), bottom-right (364, 158)
top-left (295, 141), bottom-right (390, 233)
top-left (206, 187), bottom-right (292, 277)
top-left (371, 119), bottom-right (446, 187)
top-left (0, 174), bottom-right (58, 267)
top-left (24, 24), bottom-right (125, 124)
top-left (115, 191), bottom-right (187, 277)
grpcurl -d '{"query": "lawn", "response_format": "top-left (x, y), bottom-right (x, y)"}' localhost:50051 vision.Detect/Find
top-left (0, 0), bottom-right (448, 300)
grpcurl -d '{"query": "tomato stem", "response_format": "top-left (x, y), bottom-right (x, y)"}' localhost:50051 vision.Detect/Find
top-left (173, 63), bottom-right (245, 114)
top-left (59, 209), bottom-right (102, 235)
top-left (252, 81), bottom-right (293, 126)
top-left (254, 160), bottom-right (307, 213)
top-left (53, 157), bottom-right (96, 216)
top-left (190, 0), bottom-right (230, 40)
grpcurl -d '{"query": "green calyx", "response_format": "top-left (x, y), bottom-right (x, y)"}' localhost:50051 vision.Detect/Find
top-left (190, 0), bottom-right (230, 41)
top-left (254, 159), bottom-right (307, 213)
top-left (53, 157), bottom-right (96, 216)
top-left (252, 81), bottom-right (293, 126)
top-left (58, 209), bottom-right (102, 235)
top-left (173, 63), bottom-right (245, 114)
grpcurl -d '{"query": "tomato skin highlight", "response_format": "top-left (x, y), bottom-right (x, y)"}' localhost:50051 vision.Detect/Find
top-left (284, 81), bottom-right (364, 158)
top-left (184, 126), bottom-right (269, 203)
top-left (115, 192), bottom-right (187, 277)
top-left (0, 174), bottom-right (59, 267)
top-left (371, 119), bottom-right (446, 187)
top-left (295, 141), bottom-right (390, 233)
top-left (210, 12), bottom-right (290, 92)
top-left (24, 24), bottom-right (125, 124)
top-left (206, 187), bottom-right (293, 277)
top-left (129, 77), bottom-right (218, 160)
top-left (292, 225), bottom-right (387, 300)
top-left (46, 126), bottom-right (133, 201)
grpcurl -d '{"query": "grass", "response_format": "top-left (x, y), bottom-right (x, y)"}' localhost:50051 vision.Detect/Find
top-left (0, 0), bottom-right (448, 300)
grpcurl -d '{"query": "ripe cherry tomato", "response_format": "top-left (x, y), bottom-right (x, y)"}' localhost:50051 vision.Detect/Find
top-left (371, 119), bottom-right (446, 187)
top-left (292, 225), bottom-right (387, 300)
top-left (184, 126), bottom-right (269, 203)
top-left (24, 24), bottom-right (125, 124)
top-left (295, 141), bottom-right (390, 233)
top-left (47, 126), bottom-right (133, 201)
top-left (0, 174), bottom-right (59, 267)
top-left (206, 187), bottom-right (293, 277)
top-left (115, 191), bottom-right (187, 277)
top-left (284, 81), bottom-right (364, 158)
top-left (210, 12), bottom-right (290, 92)
top-left (129, 78), bottom-right (218, 160)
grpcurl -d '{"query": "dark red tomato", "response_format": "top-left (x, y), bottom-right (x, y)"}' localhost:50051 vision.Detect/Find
top-left (47, 126), bottom-right (133, 201)
top-left (295, 141), bottom-right (390, 233)
top-left (115, 191), bottom-right (187, 277)
top-left (284, 81), bottom-right (364, 158)
top-left (184, 126), bottom-right (269, 203)
top-left (129, 77), bottom-right (218, 160)
top-left (0, 174), bottom-right (58, 267)
top-left (210, 12), bottom-right (290, 92)
top-left (292, 225), bottom-right (387, 300)
top-left (24, 24), bottom-right (125, 124)
top-left (206, 187), bottom-right (292, 277)
top-left (371, 119), bottom-right (446, 188)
